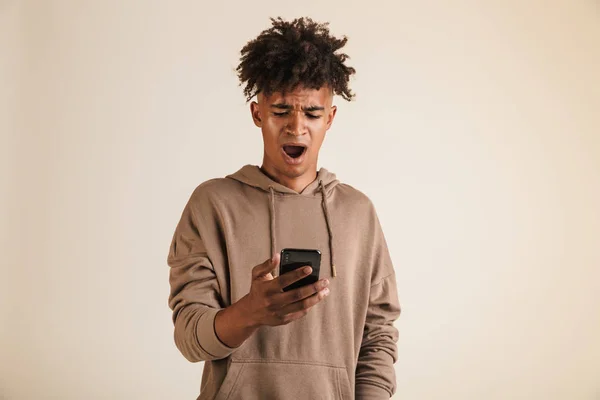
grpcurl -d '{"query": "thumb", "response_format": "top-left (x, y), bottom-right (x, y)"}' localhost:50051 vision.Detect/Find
top-left (252, 253), bottom-right (279, 280)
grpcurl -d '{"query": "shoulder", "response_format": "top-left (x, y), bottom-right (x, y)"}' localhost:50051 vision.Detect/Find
top-left (333, 182), bottom-right (377, 214)
top-left (188, 177), bottom-right (239, 207)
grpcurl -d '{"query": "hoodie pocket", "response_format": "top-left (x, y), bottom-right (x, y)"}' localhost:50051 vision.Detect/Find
top-left (214, 359), bottom-right (353, 400)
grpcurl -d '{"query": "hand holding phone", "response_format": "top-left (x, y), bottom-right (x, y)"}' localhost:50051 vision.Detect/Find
top-left (234, 252), bottom-right (330, 329)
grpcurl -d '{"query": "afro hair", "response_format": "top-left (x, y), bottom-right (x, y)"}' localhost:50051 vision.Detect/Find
top-left (236, 17), bottom-right (356, 102)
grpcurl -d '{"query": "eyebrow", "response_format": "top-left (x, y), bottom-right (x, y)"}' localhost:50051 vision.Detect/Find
top-left (270, 103), bottom-right (325, 112)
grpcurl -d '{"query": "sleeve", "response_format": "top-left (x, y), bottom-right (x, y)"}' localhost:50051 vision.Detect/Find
top-left (355, 207), bottom-right (401, 399)
top-left (167, 190), bottom-right (238, 362)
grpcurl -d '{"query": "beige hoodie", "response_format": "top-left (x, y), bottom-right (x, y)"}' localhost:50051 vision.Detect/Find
top-left (167, 165), bottom-right (401, 399)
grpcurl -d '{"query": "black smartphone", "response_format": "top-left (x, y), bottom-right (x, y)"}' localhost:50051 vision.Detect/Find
top-left (279, 248), bottom-right (321, 292)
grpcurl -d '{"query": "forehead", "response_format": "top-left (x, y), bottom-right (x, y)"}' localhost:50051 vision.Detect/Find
top-left (260, 86), bottom-right (332, 106)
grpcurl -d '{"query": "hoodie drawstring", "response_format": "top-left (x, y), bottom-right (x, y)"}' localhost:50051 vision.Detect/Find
top-left (268, 186), bottom-right (277, 276)
top-left (318, 180), bottom-right (337, 278)
top-left (266, 182), bottom-right (336, 279)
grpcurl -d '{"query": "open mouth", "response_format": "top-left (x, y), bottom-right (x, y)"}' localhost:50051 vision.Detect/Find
top-left (282, 145), bottom-right (307, 159)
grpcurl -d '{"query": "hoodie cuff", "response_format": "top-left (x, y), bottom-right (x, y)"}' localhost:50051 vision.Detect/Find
top-left (196, 308), bottom-right (238, 359)
top-left (355, 382), bottom-right (391, 399)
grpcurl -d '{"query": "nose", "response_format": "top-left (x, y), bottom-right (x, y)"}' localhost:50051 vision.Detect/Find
top-left (286, 112), bottom-right (306, 136)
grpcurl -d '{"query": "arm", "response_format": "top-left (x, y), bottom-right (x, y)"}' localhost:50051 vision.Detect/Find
top-left (167, 191), bottom-right (241, 362)
top-left (355, 207), bottom-right (401, 399)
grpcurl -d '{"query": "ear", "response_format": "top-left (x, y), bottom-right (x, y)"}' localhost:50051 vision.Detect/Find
top-left (326, 105), bottom-right (337, 130)
top-left (250, 101), bottom-right (262, 127)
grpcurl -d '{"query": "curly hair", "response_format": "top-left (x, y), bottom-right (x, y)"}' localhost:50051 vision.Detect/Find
top-left (236, 17), bottom-right (356, 102)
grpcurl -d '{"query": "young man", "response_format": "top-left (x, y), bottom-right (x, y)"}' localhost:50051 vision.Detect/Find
top-left (167, 17), bottom-right (401, 399)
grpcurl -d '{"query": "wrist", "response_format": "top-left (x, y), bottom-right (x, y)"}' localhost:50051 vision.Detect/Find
top-left (234, 295), bottom-right (261, 330)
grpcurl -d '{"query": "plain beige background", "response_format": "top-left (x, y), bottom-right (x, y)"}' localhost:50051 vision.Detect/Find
top-left (2, 1), bottom-right (599, 399)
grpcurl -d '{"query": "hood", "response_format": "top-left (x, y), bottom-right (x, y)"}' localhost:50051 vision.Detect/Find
top-left (226, 164), bottom-right (340, 278)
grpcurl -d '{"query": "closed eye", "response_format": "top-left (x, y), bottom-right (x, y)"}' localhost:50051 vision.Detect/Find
top-left (273, 112), bottom-right (321, 119)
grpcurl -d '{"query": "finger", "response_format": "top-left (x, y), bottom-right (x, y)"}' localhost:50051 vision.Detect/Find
top-left (252, 254), bottom-right (279, 280)
top-left (278, 287), bottom-right (330, 316)
top-left (272, 278), bottom-right (329, 306)
top-left (274, 265), bottom-right (313, 291)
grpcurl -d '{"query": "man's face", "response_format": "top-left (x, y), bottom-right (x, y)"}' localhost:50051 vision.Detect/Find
top-left (251, 85), bottom-right (337, 182)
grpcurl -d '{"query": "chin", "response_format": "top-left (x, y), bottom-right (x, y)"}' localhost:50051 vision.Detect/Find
top-left (279, 165), bottom-right (305, 177)
top-left (278, 162), bottom-right (308, 177)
